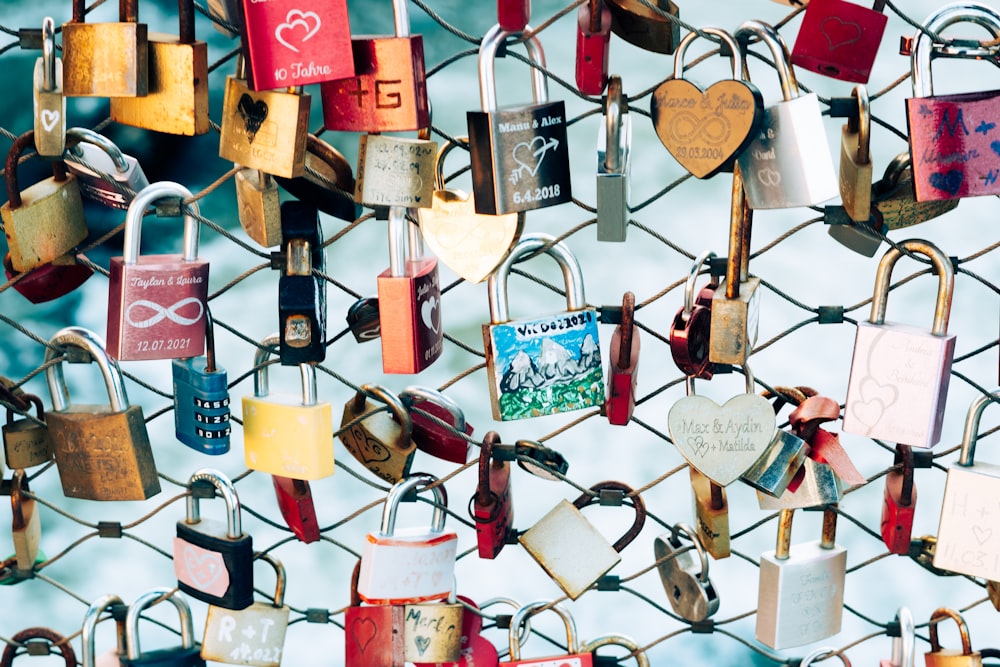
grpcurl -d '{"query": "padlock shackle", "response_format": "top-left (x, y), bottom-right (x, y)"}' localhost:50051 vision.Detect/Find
top-left (388, 206), bottom-right (408, 277)
top-left (724, 165), bottom-right (751, 299)
top-left (82, 594), bottom-right (127, 667)
top-left (876, 152), bottom-right (911, 195)
top-left (381, 472), bottom-right (447, 535)
top-left (479, 596), bottom-right (532, 647)
top-left (359, 383), bottom-right (414, 452)
top-left (125, 588), bottom-right (196, 660)
top-left (617, 291), bottom-right (635, 368)
top-left (10, 469), bottom-right (29, 531)
top-left (579, 633), bottom-right (651, 667)
top-left (850, 85), bottom-right (870, 165)
top-left (42, 17), bottom-right (56, 92)
top-left (673, 27), bottom-right (744, 83)
top-left (774, 508), bottom-right (794, 560)
top-left (392, 0), bottom-right (411, 38)
top-left (927, 607), bottom-right (973, 655)
top-left (253, 335), bottom-right (318, 405)
top-left (69, 0), bottom-right (140, 25)
top-left (489, 232), bottom-right (586, 323)
top-left (400, 385), bottom-right (466, 432)
top-left (123, 181), bottom-right (201, 264)
top-left (604, 75), bottom-right (624, 173)
top-left (800, 647), bottom-right (851, 667)
top-left (893, 444), bottom-right (915, 506)
top-left (869, 239), bottom-right (953, 336)
top-left (45, 326), bottom-right (129, 413)
top-left (685, 363), bottom-right (754, 396)
top-left (178, 0), bottom-right (195, 45)
top-left (476, 431), bottom-right (503, 507)
top-left (66, 127), bottom-right (130, 174)
top-left (433, 137), bottom-right (470, 190)
top-left (478, 23), bottom-right (548, 113)
top-left (571, 480), bottom-right (646, 552)
top-left (911, 3), bottom-right (1000, 97)
top-left (2, 629), bottom-right (77, 667)
top-left (957, 388), bottom-right (1000, 466)
top-left (891, 606), bottom-right (915, 667)
top-left (5, 393), bottom-right (45, 425)
top-left (5, 131), bottom-right (70, 209)
top-left (734, 20), bottom-right (798, 102)
top-left (255, 552), bottom-right (287, 608)
top-left (683, 250), bottom-right (716, 314)
top-left (672, 522), bottom-right (710, 584)
top-left (185, 468), bottom-right (243, 538)
top-left (203, 305), bottom-right (218, 373)
top-left (508, 601), bottom-right (580, 660)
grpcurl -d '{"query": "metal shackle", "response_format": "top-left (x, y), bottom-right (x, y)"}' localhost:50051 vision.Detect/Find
top-left (71, 0), bottom-right (139, 23)
top-left (673, 27), bottom-right (745, 82)
top-left (479, 597), bottom-right (531, 649)
top-left (928, 607), bottom-right (974, 656)
top-left (868, 239), bottom-right (954, 336)
top-left (41, 17), bottom-right (56, 92)
top-left (125, 588), bottom-right (196, 661)
top-left (66, 127), bottom-right (129, 174)
top-left (358, 383), bottom-right (413, 451)
top-left (489, 232), bottom-right (586, 324)
top-left (381, 472), bottom-right (447, 536)
top-left (604, 75), bottom-right (626, 173)
top-left (478, 23), bottom-right (548, 112)
top-left (253, 333), bottom-right (317, 406)
top-left (685, 363), bottom-right (755, 397)
top-left (10, 470), bottom-right (29, 530)
top-left (911, 2), bottom-right (1000, 97)
top-left (82, 594), bottom-right (127, 667)
top-left (878, 153), bottom-right (912, 194)
top-left (664, 522), bottom-right (711, 584)
top-left (957, 388), bottom-right (1000, 466)
top-left (890, 607), bottom-right (916, 667)
top-left (579, 633), bottom-right (651, 667)
top-left (391, 0), bottom-right (412, 38)
top-left (508, 601), bottom-right (580, 661)
top-left (683, 250), bottom-right (716, 315)
top-left (399, 385), bottom-right (467, 432)
top-left (433, 137), bottom-right (470, 190)
top-left (45, 326), bottom-right (129, 413)
top-left (122, 181), bottom-right (201, 264)
top-left (255, 552), bottom-right (287, 608)
top-left (387, 205), bottom-right (427, 277)
top-left (774, 506), bottom-right (838, 560)
top-left (734, 20), bottom-right (799, 102)
top-left (5, 130), bottom-right (70, 208)
top-left (185, 468), bottom-right (243, 538)
top-left (800, 647), bottom-right (852, 667)
top-left (849, 85), bottom-right (870, 165)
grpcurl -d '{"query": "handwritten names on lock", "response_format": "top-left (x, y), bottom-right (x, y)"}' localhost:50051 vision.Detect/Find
top-left (355, 135), bottom-right (437, 207)
top-left (935, 465), bottom-right (1000, 580)
top-left (203, 604), bottom-right (289, 667)
top-left (357, 532), bottom-right (458, 604)
top-left (402, 604), bottom-right (461, 661)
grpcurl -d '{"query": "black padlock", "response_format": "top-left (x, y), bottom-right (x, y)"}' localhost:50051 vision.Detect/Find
top-left (274, 201), bottom-right (326, 365)
top-left (346, 296), bottom-right (380, 343)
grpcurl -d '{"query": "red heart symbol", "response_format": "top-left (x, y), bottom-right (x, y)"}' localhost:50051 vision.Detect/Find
top-left (820, 16), bottom-right (862, 51)
top-left (350, 617), bottom-right (377, 654)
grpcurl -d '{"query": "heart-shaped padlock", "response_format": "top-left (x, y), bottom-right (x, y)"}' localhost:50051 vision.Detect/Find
top-left (653, 523), bottom-right (719, 622)
top-left (669, 250), bottom-right (718, 379)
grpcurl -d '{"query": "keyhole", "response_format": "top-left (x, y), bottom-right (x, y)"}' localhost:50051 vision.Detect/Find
top-left (672, 585), bottom-right (682, 601)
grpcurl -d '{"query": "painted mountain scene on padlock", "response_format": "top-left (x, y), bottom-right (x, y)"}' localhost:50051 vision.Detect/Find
top-left (486, 311), bottom-right (604, 420)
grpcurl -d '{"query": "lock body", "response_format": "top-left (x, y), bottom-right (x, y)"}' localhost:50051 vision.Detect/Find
top-left (606, 325), bottom-right (639, 426)
top-left (4, 253), bottom-right (93, 304)
top-left (175, 515), bottom-right (254, 610)
top-left (356, 135), bottom-right (437, 208)
top-left (872, 155), bottom-right (958, 230)
top-left (604, 0), bottom-right (679, 54)
top-left (344, 603), bottom-right (404, 667)
top-left (708, 277), bottom-right (760, 365)
top-left (61, 18), bottom-right (148, 97)
top-left (2, 165), bottom-right (86, 274)
top-left (64, 140), bottom-right (149, 210)
top-left (3, 401), bottom-right (52, 469)
top-left (575, 2), bottom-right (611, 95)
top-left (935, 461), bottom-right (1000, 580)
top-left (33, 51), bottom-right (65, 157)
top-left (882, 469), bottom-right (917, 555)
top-left (173, 358), bottom-right (231, 455)
top-left (691, 468), bottom-right (730, 559)
top-left (339, 391), bottom-right (416, 484)
top-left (378, 258), bottom-right (443, 375)
top-left (790, 0), bottom-right (887, 82)
top-left (236, 169), bottom-right (282, 248)
top-left (741, 429), bottom-right (808, 498)
top-left (840, 124), bottom-right (873, 222)
top-left (273, 476), bottom-right (320, 543)
top-left (201, 603), bottom-right (289, 667)
top-left (243, 398), bottom-right (334, 480)
top-left (654, 530), bottom-right (719, 622)
top-left (758, 458), bottom-right (843, 510)
top-left (473, 446), bottom-right (513, 559)
top-left (402, 603), bottom-right (464, 663)
top-left (277, 201), bottom-right (326, 365)
top-left (596, 89), bottom-right (630, 243)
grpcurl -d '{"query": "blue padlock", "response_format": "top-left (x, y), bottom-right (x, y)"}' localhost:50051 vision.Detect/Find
top-left (173, 307), bottom-right (231, 454)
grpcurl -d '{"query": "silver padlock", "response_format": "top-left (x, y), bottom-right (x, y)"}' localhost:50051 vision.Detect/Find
top-left (734, 20), bottom-right (838, 209)
top-left (756, 507), bottom-right (846, 649)
top-left (801, 648), bottom-right (852, 667)
top-left (504, 601), bottom-right (590, 665)
top-left (741, 390), bottom-right (809, 498)
top-left (758, 457), bottom-right (843, 510)
top-left (355, 133), bottom-right (438, 209)
top-left (125, 588), bottom-right (203, 667)
top-left (653, 522), bottom-right (719, 622)
top-left (880, 607), bottom-right (915, 667)
top-left (64, 128), bottom-right (149, 209)
top-left (82, 594), bottom-right (127, 667)
top-left (934, 389), bottom-right (1000, 581)
top-left (843, 239), bottom-right (955, 448)
top-left (596, 75), bottom-right (631, 243)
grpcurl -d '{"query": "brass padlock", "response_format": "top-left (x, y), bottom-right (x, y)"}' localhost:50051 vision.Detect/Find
top-left (33, 17), bottom-right (65, 157)
top-left (604, 0), bottom-right (680, 54)
top-left (235, 169), bottom-right (281, 248)
top-left (403, 590), bottom-right (465, 663)
top-left (872, 152), bottom-right (959, 231)
top-left (10, 470), bottom-right (41, 572)
top-left (3, 394), bottom-right (52, 469)
top-left (690, 467), bottom-right (729, 560)
top-left (109, 0), bottom-right (209, 135)
top-left (579, 633), bottom-right (650, 667)
top-left (925, 608), bottom-right (982, 667)
top-left (339, 384), bottom-right (416, 484)
top-left (61, 0), bottom-right (148, 97)
top-left (839, 85), bottom-right (873, 222)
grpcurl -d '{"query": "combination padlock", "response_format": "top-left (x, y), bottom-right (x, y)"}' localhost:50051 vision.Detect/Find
top-left (173, 307), bottom-right (231, 455)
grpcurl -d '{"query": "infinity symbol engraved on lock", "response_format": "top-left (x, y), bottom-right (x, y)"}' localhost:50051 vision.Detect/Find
top-left (125, 297), bottom-right (204, 329)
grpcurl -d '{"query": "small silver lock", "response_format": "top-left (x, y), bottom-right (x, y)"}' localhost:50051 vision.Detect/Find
top-left (880, 607), bottom-right (915, 667)
top-left (64, 127), bottom-right (149, 209)
top-left (596, 75), bottom-right (631, 243)
top-left (653, 522), bottom-right (719, 622)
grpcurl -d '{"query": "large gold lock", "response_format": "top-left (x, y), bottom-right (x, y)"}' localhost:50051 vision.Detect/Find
top-left (61, 0), bottom-right (148, 97)
top-left (109, 0), bottom-right (209, 135)
top-left (339, 384), bottom-right (416, 484)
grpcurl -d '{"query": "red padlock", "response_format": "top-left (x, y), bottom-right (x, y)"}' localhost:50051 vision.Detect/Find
top-left (272, 476), bottom-right (320, 544)
top-left (399, 386), bottom-right (473, 464)
top-left (4, 252), bottom-right (93, 304)
top-left (471, 432), bottom-right (513, 560)
top-left (575, 0), bottom-right (611, 96)
top-left (790, 0), bottom-right (887, 83)
top-left (320, 0), bottom-right (429, 132)
top-left (240, 0), bottom-right (354, 89)
top-left (669, 251), bottom-right (716, 380)
top-left (498, 0), bottom-right (530, 32)
top-left (606, 291), bottom-right (639, 426)
top-left (881, 444), bottom-right (917, 555)
top-left (344, 560), bottom-right (404, 667)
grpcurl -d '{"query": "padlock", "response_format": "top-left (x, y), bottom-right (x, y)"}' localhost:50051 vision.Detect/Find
top-left (871, 153), bottom-right (958, 231)
top-left (839, 85), bottom-right (874, 222)
top-left (61, 0), bottom-right (148, 97)
top-left (272, 133), bottom-right (359, 223)
top-left (3, 252), bottom-right (93, 304)
top-left (708, 167), bottom-right (760, 365)
top-left (272, 476), bottom-right (320, 544)
top-left (740, 387), bottom-right (811, 498)
top-left (467, 24), bottom-right (572, 215)
top-left (690, 468), bottom-right (729, 559)
top-left (800, 648), bottom-right (852, 667)
top-left (670, 250), bottom-right (717, 379)
top-left (0, 628), bottom-right (77, 667)
top-left (240, 0), bottom-right (353, 89)
top-left (377, 207), bottom-right (443, 374)
top-left (757, 456), bottom-right (843, 510)
top-left (411, 595), bottom-right (499, 667)
top-left (346, 297), bottom-right (381, 343)
top-left (471, 431), bottom-right (514, 560)
top-left (44, 326), bottom-right (160, 501)
top-left (520, 481), bottom-right (645, 600)
top-left (64, 127), bottom-right (149, 209)
top-left (276, 200), bottom-right (326, 365)
top-left (344, 559), bottom-right (404, 667)
top-left (791, 0), bottom-right (887, 82)
top-left (667, 366), bottom-right (777, 487)
top-left (882, 444), bottom-right (917, 555)
top-left (826, 204), bottom-right (884, 258)
top-left (339, 383), bottom-right (415, 484)
top-left (242, 333), bottom-right (334, 480)
top-left (880, 607), bottom-right (915, 667)
top-left (924, 608), bottom-right (982, 667)
top-left (603, 0), bottom-right (679, 54)
top-left (33, 17), bottom-right (65, 157)
top-left (575, 0), bottom-right (611, 96)
top-left (202, 553), bottom-right (289, 667)
top-left (843, 239), bottom-right (956, 448)
top-left (122, 588), bottom-right (205, 667)
top-left (2, 130), bottom-right (86, 273)
top-left (173, 306), bottom-right (231, 455)
top-left (81, 594), bottom-right (128, 667)
top-left (596, 75), bottom-right (631, 243)
top-left (207, 0), bottom-right (242, 37)
top-left (934, 389), bottom-right (1000, 580)
top-left (10, 470), bottom-right (40, 572)
top-left (580, 634), bottom-right (649, 667)
top-left (500, 601), bottom-right (593, 667)
top-left (355, 133), bottom-right (437, 208)
top-left (398, 386), bottom-right (473, 464)
top-left (357, 473), bottom-right (458, 604)
top-left (416, 137), bottom-right (524, 283)
top-left (319, 0), bottom-right (429, 132)
top-left (512, 439), bottom-right (570, 481)
top-left (906, 4), bottom-right (1000, 202)
top-left (606, 291), bottom-right (639, 426)
top-left (403, 589), bottom-right (464, 663)
top-left (652, 27), bottom-right (765, 179)
top-left (3, 394), bottom-right (52, 469)
top-left (498, 0), bottom-right (530, 31)
top-left (756, 507), bottom-right (847, 649)
top-left (235, 169), bottom-right (281, 248)
top-left (734, 20), bottom-right (838, 209)
top-left (173, 469), bottom-right (254, 610)
top-left (483, 233), bottom-right (604, 421)
top-left (653, 523), bottom-right (719, 622)
top-left (219, 56), bottom-right (310, 179)
top-left (108, 0), bottom-right (208, 135)
top-left (107, 181), bottom-right (209, 361)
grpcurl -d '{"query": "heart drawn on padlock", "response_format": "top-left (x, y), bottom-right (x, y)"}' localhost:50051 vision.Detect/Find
top-left (421, 295), bottom-right (440, 333)
top-left (237, 94), bottom-right (269, 143)
top-left (173, 539), bottom-right (230, 597)
top-left (667, 393), bottom-right (776, 486)
top-left (651, 79), bottom-right (763, 178)
top-left (349, 617), bottom-right (377, 654)
top-left (929, 169), bottom-right (964, 196)
top-left (347, 426), bottom-right (391, 464)
top-left (858, 376), bottom-right (898, 412)
top-left (411, 595), bottom-right (497, 667)
top-left (510, 136), bottom-right (558, 185)
top-left (274, 9), bottom-right (322, 53)
top-left (414, 636), bottom-right (432, 656)
top-left (40, 110), bottom-right (60, 132)
top-left (820, 16), bottom-right (862, 51)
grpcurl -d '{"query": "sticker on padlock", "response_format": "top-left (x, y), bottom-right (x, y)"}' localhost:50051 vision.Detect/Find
top-left (791, 0), bottom-right (887, 83)
top-left (355, 133), bottom-right (437, 208)
top-left (339, 384), bottom-right (416, 484)
top-left (882, 445), bottom-right (917, 555)
top-left (669, 251), bottom-right (716, 379)
top-left (61, 0), bottom-right (148, 97)
top-left (500, 602), bottom-right (593, 667)
top-left (0, 628), bottom-right (77, 667)
top-left (276, 200), bottom-right (326, 365)
top-left (471, 432), bottom-right (514, 560)
top-left (399, 386), bottom-right (473, 464)
top-left (3, 394), bottom-right (52, 469)
top-left (64, 127), bottom-right (149, 209)
top-left (122, 588), bottom-right (205, 667)
top-left (604, 0), bottom-right (679, 54)
top-left (596, 76), bottom-right (631, 243)
top-left (575, 0), bottom-right (610, 96)
top-left (173, 307), bottom-right (231, 455)
top-left (879, 607), bottom-right (915, 667)
top-left (605, 291), bottom-right (639, 426)
top-left (653, 523), bottom-right (719, 622)
top-left (33, 18), bottom-right (65, 157)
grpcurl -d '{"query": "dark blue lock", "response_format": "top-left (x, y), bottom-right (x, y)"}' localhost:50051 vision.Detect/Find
top-left (173, 307), bottom-right (231, 454)
top-left (275, 201), bottom-right (326, 365)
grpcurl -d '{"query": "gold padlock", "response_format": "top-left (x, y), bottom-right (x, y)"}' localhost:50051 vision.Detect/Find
top-left (840, 85), bottom-right (873, 223)
top-left (690, 468), bottom-right (729, 560)
top-left (33, 17), bottom-right (65, 158)
top-left (403, 592), bottom-right (465, 663)
top-left (11, 470), bottom-right (41, 572)
top-left (925, 608), bottom-right (982, 667)
top-left (61, 0), bottom-right (148, 97)
top-left (235, 168), bottom-right (282, 248)
top-left (339, 384), bottom-right (416, 484)
top-left (3, 394), bottom-right (53, 470)
top-left (109, 0), bottom-right (209, 135)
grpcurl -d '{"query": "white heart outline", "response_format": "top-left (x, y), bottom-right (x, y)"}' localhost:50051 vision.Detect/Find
top-left (40, 109), bottom-right (60, 133)
top-left (274, 9), bottom-right (322, 54)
